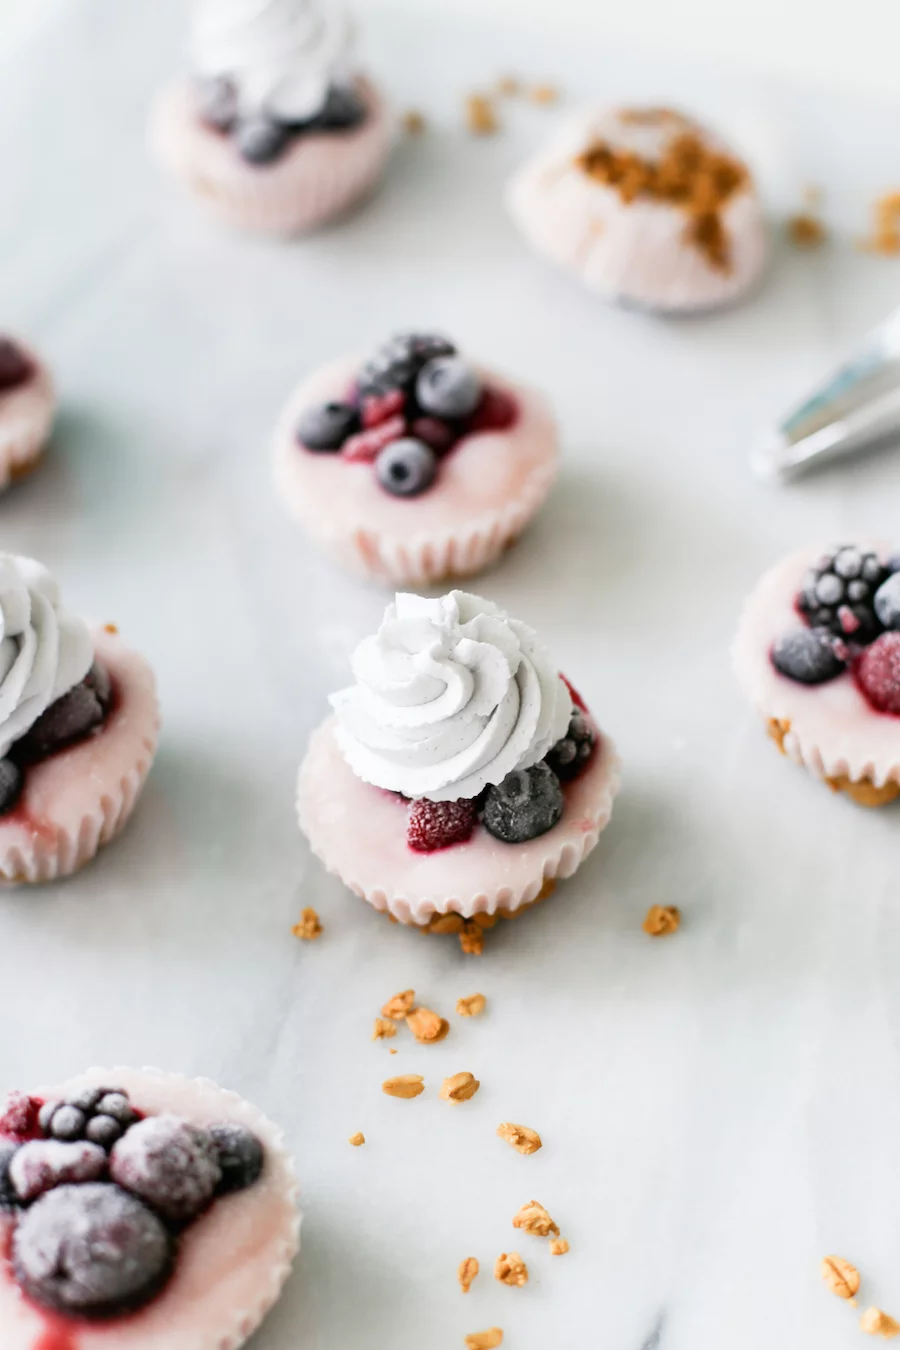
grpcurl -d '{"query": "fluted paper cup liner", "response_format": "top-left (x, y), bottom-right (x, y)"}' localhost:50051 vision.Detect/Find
top-left (0, 346), bottom-right (54, 489)
top-left (297, 715), bottom-right (620, 927)
top-left (0, 627), bottom-right (159, 884)
top-left (150, 76), bottom-right (392, 236)
top-left (0, 1067), bottom-right (301, 1350)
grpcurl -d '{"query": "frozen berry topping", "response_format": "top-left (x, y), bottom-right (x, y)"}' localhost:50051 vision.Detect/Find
top-left (0, 1141), bottom-right (17, 1210)
top-left (482, 763), bottom-right (564, 844)
top-left (297, 400), bottom-right (360, 452)
top-left (109, 1114), bottom-right (221, 1224)
top-left (856, 631), bottom-right (900, 714)
top-left (9, 1139), bottom-right (107, 1203)
top-left (12, 662), bottom-right (113, 769)
top-left (416, 355), bottom-right (482, 419)
top-left (874, 571), bottom-right (900, 631)
top-left (358, 333), bottom-right (457, 399)
top-left (195, 75), bottom-right (366, 164)
top-left (799, 546), bottom-right (887, 643)
top-left (13, 1182), bottom-right (174, 1319)
top-left (361, 388), bottom-right (405, 429)
top-left (375, 438), bottom-right (438, 497)
top-left (407, 797), bottom-right (478, 852)
top-left (196, 74), bottom-right (238, 133)
top-left (0, 337), bottom-right (32, 392)
top-left (209, 1122), bottom-right (265, 1194)
top-left (0, 757), bottom-right (22, 815)
top-left (545, 710), bottom-right (596, 781)
top-left (40, 1086), bottom-right (137, 1150)
top-left (0, 1091), bottom-right (40, 1140)
top-left (772, 627), bottom-right (847, 685)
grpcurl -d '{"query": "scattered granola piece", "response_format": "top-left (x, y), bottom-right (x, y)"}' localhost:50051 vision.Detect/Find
top-left (348, 1132), bottom-right (365, 1147)
top-left (530, 83), bottom-right (559, 105)
top-left (497, 1122), bottom-right (542, 1155)
top-left (550, 1237), bottom-right (569, 1256)
top-left (389, 1047), bottom-right (398, 1054)
top-left (497, 76), bottom-right (520, 97)
top-left (460, 922), bottom-right (485, 956)
top-left (494, 1252), bottom-right (528, 1287)
top-left (382, 990), bottom-right (415, 1019)
top-left (861, 1308), bottom-right (900, 1338)
top-left (407, 1006), bottom-right (450, 1043)
top-left (382, 1074), bottom-right (425, 1099)
top-left (821, 1255), bottom-right (861, 1301)
top-left (458, 1256), bottom-right (479, 1293)
top-left (465, 1330), bottom-right (503, 1350)
top-left (643, 904), bottom-right (680, 937)
top-left (860, 192), bottom-right (900, 255)
top-left (456, 993), bottom-right (486, 1018)
top-left (403, 109), bottom-right (426, 135)
top-left (103, 622), bottom-right (119, 634)
top-left (787, 213), bottom-right (827, 249)
top-left (440, 1072), bottom-right (480, 1103)
top-left (372, 1018), bottom-right (397, 1041)
top-left (466, 94), bottom-right (499, 137)
top-left (292, 907), bottom-right (323, 940)
top-left (512, 1200), bottom-right (559, 1238)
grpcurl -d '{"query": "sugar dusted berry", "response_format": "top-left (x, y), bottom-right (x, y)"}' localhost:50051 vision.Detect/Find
top-left (297, 400), bottom-right (360, 452)
top-left (358, 333), bottom-right (456, 398)
top-left (110, 1114), bottom-right (221, 1224)
top-left (86, 1115), bottom-right (126, 1150)
top-left (9, 1139), bottom-right (107, 1203)
top-left (235, 115), bottom-right (290, 164)
top-left (312, 83), bottom-right (367, 131)
top-left (407, 797), bottom-right (478, 852)
top-left (856, 631), bottom-right (900, 714)
top-left (209, 1122), bottom-right (265, 1194)
top-left (799, 546), bottom-right (887, 643)
top-left (772, 627), bottom-right (846, 685)
top-left (416, 356), bottom-right (482, 420)
top-left (0, 1141), bottom-right (17, 1210)
top-left (482, 763), bottom-right (564, 844)
top-left (0, 756), bottom-right (22, 815)
top-left (875, 572), bottom-right (900, 631)
top-left (409, 416), bottom-right (456, 455)
top-left (375, 438), bottom-right (437, 497)
top-left (94, 1091), bottom-right (137, 1127)
top-left (0, 1091), bottom-right (39, 1140)
top-left (0, 338), bottom-right (31, 392)
top-left (196, 75), bottom-right (239, 132)
top-left (48, 1105), bottom-right (87, 1142)
top-left (546, 710), bottom-right (596, 781)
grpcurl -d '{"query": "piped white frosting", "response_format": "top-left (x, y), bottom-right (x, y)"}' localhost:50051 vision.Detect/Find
top-left (0, 555), bottom-right (92, 758)
top-left (330, 590), bottom-right (572, 802)
top-left (191, 0), bottom-right (355, 122)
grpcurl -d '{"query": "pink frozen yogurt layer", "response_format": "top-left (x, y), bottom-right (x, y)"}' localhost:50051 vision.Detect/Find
top-left (0, 1068), bottom-right (301, 1350)
top-left (732, 544), bottom-right (900, 788)
top-left (150, 77), bottom-right (392, 235)
top-left (273, 355), bottom-right (559, 586)
top-left (297, 713), bottom-right (621, 926)
top-left (0, 347), bottom-right (55, 490)
top-left (0, 627), bottom-right (159, 884)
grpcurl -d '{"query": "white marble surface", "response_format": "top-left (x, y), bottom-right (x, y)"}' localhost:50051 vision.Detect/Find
top-left (3, 3), bottom-right (900, 1348)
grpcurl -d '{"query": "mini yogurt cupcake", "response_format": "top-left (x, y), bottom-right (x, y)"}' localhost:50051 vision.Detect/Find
top-left (507, 105), bottom-right (768, 313)
top-left (733, 543), bottom-right (900, 806)
top-left (273, 332), bottom-right (559, 585)
top-left (0, 335), bottom-right (55, 489)
top-left (298, 590), bottom-right (620, 951)
top-left (150, 0), bottom-right (392, 235)
top-left (0, 1067), bottom-right (300, 1348)
top-left (0, 553), bottom-right (159, 883)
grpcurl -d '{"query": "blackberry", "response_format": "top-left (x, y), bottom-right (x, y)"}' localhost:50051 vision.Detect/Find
top-left (545, 711), bottom-right (596, 782)
top-left (798, 546), bottom-right (887, 644)
top-left (14, 663), bottom-right (112, 767)
top-left (41, 1086), bottom-right (137, 1152)
top-left (358, 333), bottom-right (456, 398)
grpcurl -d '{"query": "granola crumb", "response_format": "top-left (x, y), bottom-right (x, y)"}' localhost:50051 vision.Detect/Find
top-left (466, 94), bottom-right (499, 137)
top-left (530, 83), bottom-right (559, 105)
top-left (494, 1251), bottom-right (528, 1287)
top-left (465, 1330), bottom-right (503, 1350)
top-left (787, 212), bottom-right (827, 249)
top-left (403, 109), bottom-right (426, 135)
top-left (382, 990), bottom-right (415, 1019)
top-left (860, 192), bottom-right (900, 255)
top-left (292, 907), bottom-right (323, 941)
top-left (440, 1072), bottom-right (480, 1103)
top-left (103, 622), bottom-right (119, 634)
top-left (497, 76), bottom-right (520, 97)
top-left (497, 1122), bottom-right (542, 1155)
top-left (406, 1006), bottom-right (450, 1043)
top-left (456, 993), bottom-right (487, 1018)
top-left (460, 922), bottom-right (485, 956)
top-left (861, 1308), bottom-right (900, 1338)
top-left (821, 1255), bottom-right (861, 1301)
top-left (643, 904), bottom-right (681, 937)
top-left (382, 1074), bottom-right (425, 1099)
top-left (348, 1132), bottom-right (365, 1147)
top-left (512, 1200), bottom-right (559, 1238)
top-left (550, 1237), bottom-right (569, 1256)
top-left (389, 1047), bottom-right (397, 1054)
top-left (372, 1018), bottom-right (397, 1041)
top-left (458, 1256), bottom-right (479, 1293)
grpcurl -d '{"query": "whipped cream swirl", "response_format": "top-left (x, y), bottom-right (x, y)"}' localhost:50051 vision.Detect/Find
top-left (191, 0), bottom-right (355, 122)
top-left (0, 555), bottom-right (93, 758)
top-left (330, 591), bottom-right (573, 802)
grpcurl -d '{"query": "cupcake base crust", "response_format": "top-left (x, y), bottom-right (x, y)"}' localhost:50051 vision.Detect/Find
top-left (767, 717), bottom-right (900, 807)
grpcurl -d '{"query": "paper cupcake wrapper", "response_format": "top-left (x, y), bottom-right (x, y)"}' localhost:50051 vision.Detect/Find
top-left (0, 351), bottom-right (54, 490)
top-left (0, 628), bottom-right (159, 885)
top-left (150, 76), bottom-right (393, 236)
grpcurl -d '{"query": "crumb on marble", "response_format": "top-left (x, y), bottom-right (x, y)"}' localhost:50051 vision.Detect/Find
top-left (643, 904), bottom-right (681, 937)
top-left (860, 192), bottom-right (900, 255)
top-left (292, 907), bottom-right (322, 941)
top-left (821, 1255), bottom-right (860, 1301)
top-left (440, 1071), bottom-right (480, 1103)
top-left (497, 75), bottom-right (520, 97)
top-left (465, 1330), bottom-right (503, 1350)
top-left (512, 1200), bottom-right (559, 1238)
top-left (457, 993), bottom-right (487, 1017)
top-left (460, 922), bottom-right (485, 955)
top-left (381, 989), bottom-right (416, 1019)
top-left (382, 1074), bottom-right (425, 1099)
top-left (787, 211), bottom-right (827, 249)
top-left (348, 1131), bottom-right (365, 1147)
top-left (407, 1006), bottom-right (450, 1043)
top-left (497, 1122), bottom-right (542, 1155)
top-left (550, 1237), bottom-right (570, 1255)
top-left (861, 1307), bottom-right (900, 1338)
top-left (372, 1018), bottom-right (397, 1041)
top-left (530, 83), bottom-right (560, 105)
top-left (494, 1251), bottom-right (528, 1287)
top-left (458, 1256), bottom-right (479, 1293)
top-left (103, 622), bottom-right (119, 634)
top-left (466, 94), bottom-right (499, 136)
top-left (403, 109), bottom-right (426, 135)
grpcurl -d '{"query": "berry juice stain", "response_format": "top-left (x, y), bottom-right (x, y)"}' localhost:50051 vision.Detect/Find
top-left (33, 1321), bottom-right (79, 1350)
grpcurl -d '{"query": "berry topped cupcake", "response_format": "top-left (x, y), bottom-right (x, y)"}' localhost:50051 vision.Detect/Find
top-left (0, 1067), bottom-right (299, 1348)
top-left (0, 335), bottom-right (55, 490)
top-left (733, 544), bottom-right (900, 806)
top-left (507, 105), bottom-right (768, 313)
top-left (297, 590), bottom-right (620, 951)
top-left (0, 553), bottom-right (159, 882)
top-left (150, 0), bottom-right (392, 235)
top-left (273, 332), bottom-right (559, 585)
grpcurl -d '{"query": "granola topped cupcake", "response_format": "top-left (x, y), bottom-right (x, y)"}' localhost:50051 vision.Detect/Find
top-left (0, 1068), bottom-right (299, 1348)
top-left (0, 335), bottom-right (55, 489)
top-left (297, 590), bottom-right (620, 951)
top-left (733, 543), bottom-right (900, 806)
top-left (0, 553), bottom-right (159, 882)
top-left (507, 105), bottom-right (768, 313)
top-left (150, 0), bottom-right (392, 235)
top-left (273, 331), bottom-right (559, 585)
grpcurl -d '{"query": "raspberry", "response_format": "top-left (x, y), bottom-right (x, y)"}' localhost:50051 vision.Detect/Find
top-left (856, 632), bottom-right (900, 714)
top-left (0, 1092), bottom-right (40, 1140)
top-left (361, 388), bottom-right (405, 429)
top-left (466, 387), bottom-right (518, 435)
top-left (407, 798), bottom-right (478, 852)
top-left (409, 416), bottom-right (457, 455)
top-left (341, 415), bottom-right (406, 463)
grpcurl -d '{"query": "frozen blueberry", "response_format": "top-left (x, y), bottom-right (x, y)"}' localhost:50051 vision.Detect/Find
top-left (358, 333), bottom-right (456, 398)
top-left (10, 1139), bottom-right (107, 1203)
top-left (38, 1100), bottom-right (61, 1135)
top-left (13, 1182), bottom-right (174, 1318)
top-left (234, 116), bottom-right (290, 164)
top-left (875, 572), bottom-right (900, 630)
top-left (0, 757), bottom-right (22, 815)
top-left (0, 1142), bottom-right (18, 1210)
top-left (0, 337), bottom-right (32, 392)
top-left (545, 711), bottom-right (596, 782)
top-left (13, 669), bottom-right (110, 766)
top-left (208, 1123), bottom-right (264, 1194)
top-left (771, 627), bottom-right (847, 685)
top-left (313, 83), bottom-right (367, 131)
top-left (375, 438), bottom-right (437, 497)
top-left (49, 1105), bottom-right (87, 1142)
top-left (86, 1115), bottom-right (124, 1150)
top-left (110, 1114), bottom-right (221, 1224)
top-left (95, 1091), bottom-right (136, 1127)
top-left (482, 762), bottom-right (564, 844)
top-left (297, 400), bottom-right (360, 451)
top-left (196, 75), bottom-right (239, 132)
top-left (416, 356), bottom-right (482, 420)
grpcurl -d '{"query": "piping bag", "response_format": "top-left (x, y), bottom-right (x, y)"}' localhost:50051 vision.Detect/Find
top-left (752, 306), bottom-right (900, 480)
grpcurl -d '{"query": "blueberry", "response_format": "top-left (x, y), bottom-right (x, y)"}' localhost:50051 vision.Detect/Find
top-left (0, 757), bottom-right (22, 815)
top-left (86, 1115), bottom-right (124, 1150)
top-left (13, 671), bottom-right (109, 766)
top-left (95, 1092), bottom-right (136, 1127)
top-left (545, 712), bottom-right (596, 782)
top-left (13, 1183), bottom-right (174, 1318)
top-left (0, 338), bottom-right (31, 392)
top-left (771, 627), bottom-right (846, 685)
top-left (234, 116), bottom-right (290, 165)
top-left (10, 1140), bottom-right (107, 1203)
top-left (875, 573), bottom-right (900, 630)
top-left (38, 1101), bottom-right (61, 1135)
top-left (416, 356), bottom-right (482, 420)
top-left (358, 333), bottom-right (456, 398)
top-left (312, 84), bottom-right (367, 131)
top-left (482, 762), bottom-right (564, 844)
top-left (297, 400), bottom-right (360, 452)
top-left (208, 1123), bottom-right (264, 1194)
top-left (49, 1106), bottom-right (86, 1142)
top-left (0, 1142), bottom-right (18, 1210)
top-left (110, 1115), bottom-right (221, 1224)
top-left (375, 438), bottom-right (437, 497)
top-left (196, 75), bottom-right (239, 132)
